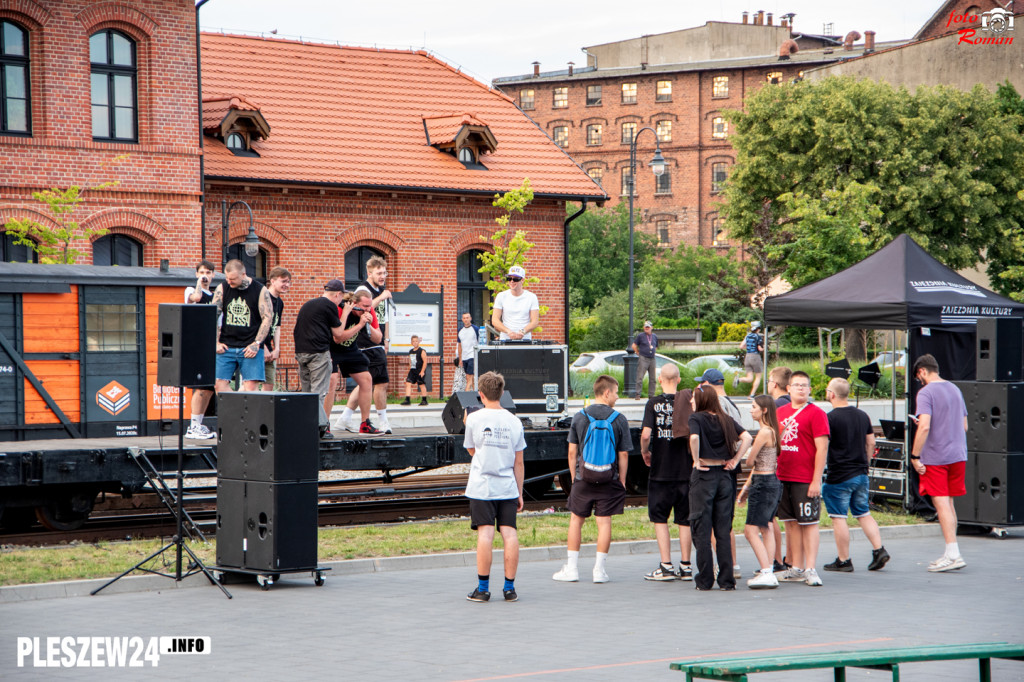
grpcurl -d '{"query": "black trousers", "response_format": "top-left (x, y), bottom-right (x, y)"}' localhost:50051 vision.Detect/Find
top-left (689, 467), bottom-right (737, 590)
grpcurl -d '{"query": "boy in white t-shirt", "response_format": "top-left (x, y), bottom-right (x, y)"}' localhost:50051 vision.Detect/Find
top-left (455, 312), bottom-right (479, 391)
top-left (464, 371), bottom-right (526, 603)
top-left (491, 265), bottom-right (539, 340)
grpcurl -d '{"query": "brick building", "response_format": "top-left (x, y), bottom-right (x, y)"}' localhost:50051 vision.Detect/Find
top-left (0, 3), bottom-right (605, 392)
top-left (493, 12), bottom-right (901, 251)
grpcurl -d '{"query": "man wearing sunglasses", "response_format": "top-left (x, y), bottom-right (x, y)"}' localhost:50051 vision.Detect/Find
top-left (491, 265), bottom-right (539, 341)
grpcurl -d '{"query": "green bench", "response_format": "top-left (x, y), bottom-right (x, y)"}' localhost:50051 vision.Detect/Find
top-left (670, 642), bottom-right (1024, 681)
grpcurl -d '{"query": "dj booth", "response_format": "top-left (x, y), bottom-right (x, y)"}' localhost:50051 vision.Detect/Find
top-left (473, 341), bottom-right (568, 416)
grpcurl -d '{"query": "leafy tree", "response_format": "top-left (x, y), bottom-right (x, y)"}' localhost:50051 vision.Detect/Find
top-left (567, 202), bottom-right (658, 310)
top-left (578, 278), bottom-right (662, 351)
top-left (722, 77), bottom-right (1024, 299)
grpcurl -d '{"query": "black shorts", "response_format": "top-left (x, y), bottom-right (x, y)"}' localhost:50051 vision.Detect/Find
top-left (647, 479), bottom-right (690, 526)
top-left (776, 481), bottom-right (821, 525)
top-left (567, 478), bottom-right (626, 518)
top-left (406, 369), bottom-right (426, 385)
top-left (368, 362), bottom-right (389, 385)
top-left (332, 352), bottom-right (369, 378)
top-left (745, 474), bottom-right (783, 528)
top-left (461, 358), bottom-right (475, 375)
top-left (469, 498), bottom-right (518, 530)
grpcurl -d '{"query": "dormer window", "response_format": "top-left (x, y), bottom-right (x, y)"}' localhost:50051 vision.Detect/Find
top-left (203, 94), bottom-right (270, 156)
top-left (227, 132), bottom-right (244, 150)
top-left (423, 113), bottom-right (497, 171)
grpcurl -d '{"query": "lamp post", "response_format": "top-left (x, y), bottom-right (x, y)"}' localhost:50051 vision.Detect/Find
top-left (626, 127), bottom-right (666, 351)
top-left (221, 199), bottom-right (260, 271)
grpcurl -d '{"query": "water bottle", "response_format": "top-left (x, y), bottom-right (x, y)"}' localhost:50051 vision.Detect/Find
top-left (478, 325), bottom-right (487, 347)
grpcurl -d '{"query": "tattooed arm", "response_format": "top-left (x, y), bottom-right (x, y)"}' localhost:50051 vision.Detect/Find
top-left (212, 285), bottom-right (226, 352)
top-left (244, 287), bottom-right (274, 357)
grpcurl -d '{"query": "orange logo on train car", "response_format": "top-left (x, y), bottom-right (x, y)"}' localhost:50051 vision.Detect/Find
top-left (97, 380), bottom-right (131, 416)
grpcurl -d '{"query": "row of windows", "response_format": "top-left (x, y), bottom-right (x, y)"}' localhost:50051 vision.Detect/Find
top-left (652, 218), bottom-right (727, 247)
top-left (554, 117), bottom-right (728, 148)
top-left (585, 162), bottom-right (728, 195)
top-left (1, 20), bottom-right (137, 141)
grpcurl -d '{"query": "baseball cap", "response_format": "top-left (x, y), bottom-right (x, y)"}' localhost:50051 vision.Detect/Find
top-left (751, 321), bottom-right (762, 330)
top-left (507, 265), bottom-right (526, 279)
top-left (324, 279), bottom-right (346, 292)
top-left (643, 320), bottom-right (653, 328)
top-left (695, 368), bottom-right (725, 385)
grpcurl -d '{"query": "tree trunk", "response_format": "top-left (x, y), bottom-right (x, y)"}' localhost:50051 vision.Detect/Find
top-left (844, 328), bottom-right (868, 363)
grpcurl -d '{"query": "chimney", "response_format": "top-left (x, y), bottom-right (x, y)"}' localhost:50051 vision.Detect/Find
top-left (567, 61), bottom-right (574, 76)
top-left (742, 11), bottom-right (749, 24)
top-left (756, 10), bottom-right (764, 25)
top-left (767, 12), bottom-right (773, 26)
top-left (864, 30), bottom-right (876, 52)
top-left (532, 61), bottom-right (540, 77)
top-left (843, 31), bottom-right (861, 51)
top-left (781, 18), bottom-right (788, 27)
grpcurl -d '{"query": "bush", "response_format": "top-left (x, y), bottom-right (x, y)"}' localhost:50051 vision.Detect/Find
top-left (717, 322), bottom-right (749, 342)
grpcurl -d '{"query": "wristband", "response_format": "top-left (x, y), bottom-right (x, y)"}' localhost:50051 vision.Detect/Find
top-left (909, 455), bottom-right (921, 460)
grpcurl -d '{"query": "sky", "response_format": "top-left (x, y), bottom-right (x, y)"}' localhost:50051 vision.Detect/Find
top-left (198, 0), bottom-right (943, 85)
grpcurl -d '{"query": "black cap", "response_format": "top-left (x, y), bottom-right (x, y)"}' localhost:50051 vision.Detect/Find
top-left (324, 279), bottom-right (346, 292)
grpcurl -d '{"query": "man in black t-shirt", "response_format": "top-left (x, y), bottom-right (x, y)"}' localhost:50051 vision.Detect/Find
top-left (354, 255), bottom-right (392, 416)
top-left (640, 363), bottom-right (694, 581)
top-left (260, 266), bottom-right (291, 392)
top-left (293, 279), bottom-right (346, 438)
top-left (822, 378), bottom-right (890, 572)
top-left (184, 260), bottom-right (217, 440)
top-left (213, 259), bottom-right (274, 393)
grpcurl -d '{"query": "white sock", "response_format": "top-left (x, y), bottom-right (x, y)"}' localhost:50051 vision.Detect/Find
top-left (190, 415), bottom-right (203, 428)
top-left (946, 542), bottom-right (960, 559)
top-left (341, 407), bottom-right (354, 421)
top-left (595, 552), bottom-right (608, 572)
top-left (566, 550), bottom-right (579, 570)
top-left (378, 409), bottom-right (387, 421)
top-left (760, 567), bottom-right (773, 575)
top-left (734, 564), bottom-right (741, 572)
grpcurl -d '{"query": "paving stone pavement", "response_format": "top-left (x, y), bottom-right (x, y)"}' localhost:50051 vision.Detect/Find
top-left (1, 530), bottom-right (1022, 681)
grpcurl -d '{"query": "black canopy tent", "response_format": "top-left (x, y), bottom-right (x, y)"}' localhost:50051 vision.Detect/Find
top-left (762, 233), bottom-right (1024, 511)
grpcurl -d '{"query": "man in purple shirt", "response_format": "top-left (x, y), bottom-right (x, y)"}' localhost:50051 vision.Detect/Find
top-left (910, 354), bottom-right (968, 573)
top-left (632, 321), bottom-right (658, 399)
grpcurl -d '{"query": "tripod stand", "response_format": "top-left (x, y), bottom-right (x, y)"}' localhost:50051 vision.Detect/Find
top-left (92, 385), bottom-right (231, 598)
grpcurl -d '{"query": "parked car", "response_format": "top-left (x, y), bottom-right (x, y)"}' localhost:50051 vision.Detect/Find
top-left (867, 350), bottom-right (906, 370)
top-left (683, 354), bottom-right (744, 377)
top-left (570, 350), bottom-right (681, 375)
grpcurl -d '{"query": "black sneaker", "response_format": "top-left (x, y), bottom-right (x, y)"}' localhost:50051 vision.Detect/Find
top-left (359, 420), bottom-right (383, 435)
top-left (503, 589), bottom-right (518, 602)
top-left (644, 563), bottom-right (679, 581)
top-left (400, 397), bottom-right (411, 406)
top-left (824, 557), bottom-right (854, 572)
top-left (772, 560), bottom-right (789, 573)
top-left (678, 564), bottom-right (693, 581)
top-left (466, 588), bottom-right (490, 602)
top-left (868, 547), bottom-right (891, 571)
top-left (319, 426), bottom-right (334, 440)
top-left (419, 397), bottom-right (429, 406)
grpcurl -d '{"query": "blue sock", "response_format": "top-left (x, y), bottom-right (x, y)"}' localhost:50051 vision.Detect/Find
top-left (503, 577), bottom-right (514, 592)
top-left (478, 575), bottom-right (489, 592)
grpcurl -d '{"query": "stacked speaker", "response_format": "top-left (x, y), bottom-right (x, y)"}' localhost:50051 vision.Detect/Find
top-left (216, 392), bottom-right (321, 571)
top-left (950, 318), bottom-right (1024, 526)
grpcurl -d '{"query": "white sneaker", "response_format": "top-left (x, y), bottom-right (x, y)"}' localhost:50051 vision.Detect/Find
top-left (779, 567), bottom-right (806, 582)
top-left (343, 416), bottom-right (359, 433)
top-left (593, 567), bottom-right (610, 583)
top-left (733, 565), bottom-right (742, 580)
top-left (378, 418), bottom-right (393, 434)
top-left (804, 568), bottom-right (823, 586)
top-left (185, 424), bottom-right (215, 440)
top-left (552, 565), bottom-right (579, 582)
top-left (747, 571), bottom-right (779, 589)
top-left (928, 555), bottom-right (966, 572)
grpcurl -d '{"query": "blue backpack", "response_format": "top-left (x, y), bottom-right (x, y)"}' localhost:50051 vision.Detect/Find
top-left (579, 409), bottom-right (620, 484)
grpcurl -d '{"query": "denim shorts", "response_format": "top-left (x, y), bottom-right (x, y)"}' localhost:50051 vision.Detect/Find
top-left (745, 474), bottom-right (782, 527)
top-left (822, 474), bottom-right (871, 518)
top-left (216, 346), bottom-right (265, 382)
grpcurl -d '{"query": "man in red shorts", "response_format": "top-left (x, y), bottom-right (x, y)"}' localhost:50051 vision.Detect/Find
top-left (776, 371), bottom-right (829, 587)
top-left (910, 354), bottom-right (969, 572)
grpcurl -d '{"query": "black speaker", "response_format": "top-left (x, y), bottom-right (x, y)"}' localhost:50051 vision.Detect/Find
top-left (157, 304), bottom-right (216, 387)
top-left (475, 345), bottom-right (568, 414)
top-left (217, 392), bottom-right (320, 481)
top-left (441, 390), bottom-right (516, 435)
top-left (976, 317), bottom-right (1023, 382)
top-left (215, 479), bottom-right (319, 570)
top-left (953, 381), bottom-right (1024, 453)
top-left (955, 451), bottom-right (1024, 525)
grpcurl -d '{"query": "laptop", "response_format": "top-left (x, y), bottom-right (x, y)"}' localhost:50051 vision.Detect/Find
top-left (879, 419), bottom-right (905, 441)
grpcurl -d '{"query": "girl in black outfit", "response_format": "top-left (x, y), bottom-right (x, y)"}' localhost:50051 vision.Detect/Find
top-left (687, 386), bottom-right (752, 590)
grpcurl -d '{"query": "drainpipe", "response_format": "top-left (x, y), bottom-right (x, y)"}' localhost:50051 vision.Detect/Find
top-left (564, 200), bottom-right (588, 345)
top-left (196, 0), bottom-right (211, 264)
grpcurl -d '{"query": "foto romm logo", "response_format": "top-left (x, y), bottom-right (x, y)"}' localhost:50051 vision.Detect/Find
top-left (97, 380), bottom-right (131, 416)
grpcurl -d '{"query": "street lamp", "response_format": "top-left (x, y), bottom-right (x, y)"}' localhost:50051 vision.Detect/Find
top-left (221, 199), bottom-right (260, 270)
top-left (626, 127), bottom-right (666, 352)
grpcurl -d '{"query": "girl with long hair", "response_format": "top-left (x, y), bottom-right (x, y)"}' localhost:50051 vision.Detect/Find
top-left (738, 395), bottom-right (783, 589)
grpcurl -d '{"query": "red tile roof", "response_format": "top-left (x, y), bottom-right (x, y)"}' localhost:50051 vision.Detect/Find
top-left (200, 34), bottom-right (606, 199)
top-left (423, 113), bottom-right (489, 146)
top-left (202, 94), bottom-right (262, 134)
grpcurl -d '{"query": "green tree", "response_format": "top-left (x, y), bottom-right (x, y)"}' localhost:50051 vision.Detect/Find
top-left (567, 202), bottom-right (658, 310)
top-left (722, 77), bottom-right (1024, 298)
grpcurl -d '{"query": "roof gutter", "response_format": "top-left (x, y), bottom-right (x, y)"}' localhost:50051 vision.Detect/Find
top-left (564, 200), bottom-right (588, 345)
top-left (196, 0), bottom-right (211, 264)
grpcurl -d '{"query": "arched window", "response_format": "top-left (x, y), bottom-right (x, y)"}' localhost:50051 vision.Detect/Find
top-left (457, 249), bottom-right (489, 327)
top-left (226, 244), bottom-right (267, 280)
top-left (90, 29), bottom-right (136, 141)
top-left (1, 231), bottom-right (37, 262)
top-left (93, 234), bottom-right (143, 266)
top-left (1, 20), bottom-right (30, 134)
top-left (344, 245), bottom-right (384, 292)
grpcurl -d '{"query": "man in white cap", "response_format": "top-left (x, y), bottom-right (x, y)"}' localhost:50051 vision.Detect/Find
top-left (491, 265), bottom-right (539, 340)
top-left (632, 320), bottom-right (659, 399)
top-left (734, 321), bottom-right (765, 397)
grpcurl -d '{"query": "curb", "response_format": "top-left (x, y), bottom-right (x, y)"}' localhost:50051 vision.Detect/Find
top-left (0, 523), bottom-right (941, 603)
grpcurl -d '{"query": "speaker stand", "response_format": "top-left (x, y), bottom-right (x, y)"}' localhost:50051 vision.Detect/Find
top-left (92, 385), bottom-right (231, 599)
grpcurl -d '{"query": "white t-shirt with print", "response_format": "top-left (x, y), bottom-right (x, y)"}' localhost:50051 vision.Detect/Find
top-left (494, 289), bottom-right (539, 340)
top-left (463, 408), bottom-right (526, 500)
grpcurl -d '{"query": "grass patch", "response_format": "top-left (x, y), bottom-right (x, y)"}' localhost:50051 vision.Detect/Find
top-left (0, 504), bottom-right (921, 587)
